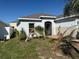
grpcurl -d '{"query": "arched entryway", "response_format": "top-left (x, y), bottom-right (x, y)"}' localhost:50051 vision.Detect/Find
top-left (45, 21), bottom-right (52, 36)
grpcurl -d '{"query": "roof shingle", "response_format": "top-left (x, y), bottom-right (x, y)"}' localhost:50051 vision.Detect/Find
top-left (21, 13), bottom-right (55, 19)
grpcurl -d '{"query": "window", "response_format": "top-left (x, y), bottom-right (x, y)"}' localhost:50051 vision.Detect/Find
top-left (29, 23), bottom-right (34, 33)
top-left (29, 23), bottom-right (34, 28)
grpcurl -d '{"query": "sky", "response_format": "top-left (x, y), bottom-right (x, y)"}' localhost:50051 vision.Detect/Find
top-left (0, 0), bottom-right (67, 23)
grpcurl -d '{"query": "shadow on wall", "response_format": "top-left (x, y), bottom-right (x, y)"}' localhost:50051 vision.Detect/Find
top-left (0, 27), bottom-right (8, 39)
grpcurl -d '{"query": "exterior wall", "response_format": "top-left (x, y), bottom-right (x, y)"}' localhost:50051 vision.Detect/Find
top-left (56, 20), bottom-right (76, 27)
top-left (17, 19), bottom-right (56, 36)
top-left (17, 21), bottom-right (42, 36)
top-left (56, 19), bottom-right (77, 37)
top-left (10, 23), bottom-right (17, 28)
top-left (0, 27), bottom-right (14, 39)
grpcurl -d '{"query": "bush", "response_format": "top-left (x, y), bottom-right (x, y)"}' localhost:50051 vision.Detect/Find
top-left (35, 26), bottom-right (44, 35)
top-left (10, 29), bottom-right (19, 39)
top-left (15, 29), bottom-right (19, 36)
top-left (10, 31), bottom-right (16, 39)
top-left (19, 28), bottom-right (27, 40)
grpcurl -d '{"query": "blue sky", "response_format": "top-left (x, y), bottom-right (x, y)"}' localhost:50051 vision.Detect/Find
top-left (0, 0), bottom-right (67, 23)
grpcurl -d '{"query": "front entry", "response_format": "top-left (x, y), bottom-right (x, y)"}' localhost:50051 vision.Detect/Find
top-left (45, 21), bottom-right (52, 36)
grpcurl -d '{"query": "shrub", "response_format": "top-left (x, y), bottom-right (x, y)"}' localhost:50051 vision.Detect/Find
top-left (10, 31), bottom-right (16, 39)
top-left (10, 29), bottom-right (16, 38)
top-left (35, 26), bottom-right (44, 35)
top-left (15, 29), bottom-right (19, 37)
top-left (19, 28), bottom-right (27, 40)
top-left (10, 29), bottom-right (19, 38)
top-left (57, 27), bottom-right (79, 59)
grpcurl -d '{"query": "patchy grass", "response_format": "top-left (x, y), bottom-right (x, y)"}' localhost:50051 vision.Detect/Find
top-left (0, 37), bottom-right (39, 59)
top-left (0, 37), bottom-right (73, 59)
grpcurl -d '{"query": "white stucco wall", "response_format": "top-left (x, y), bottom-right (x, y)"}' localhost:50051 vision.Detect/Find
top-left (55, 19), bottom-right (77, 37)
top-left (17, 21), bottom-right (42, 36)
top-left (56, 20), bottom-right (76, 27)
top-left (17, 19), bottom-right (56, 36)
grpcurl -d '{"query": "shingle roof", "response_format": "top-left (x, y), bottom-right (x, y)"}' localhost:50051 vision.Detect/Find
top-left (56, 15), bottom-right (64, 18)
top-left (21, 13), bottom-right (55, 19)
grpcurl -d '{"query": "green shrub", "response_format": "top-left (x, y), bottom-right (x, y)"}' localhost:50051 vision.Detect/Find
top-left (10, 31), bottom-right (16, 39)
top-left (10, 29), bottom-right (19, 39)
top-left (15, 29), bottom-right (19, 37)
top-left (19, 28), bottom-right (27, 40)
top-left (10, 29), bottom-right (18, 38)
top-left (35, 26), bottom-right (44, 35)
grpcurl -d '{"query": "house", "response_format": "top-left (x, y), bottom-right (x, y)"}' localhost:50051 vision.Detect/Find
top-left (16, 14), bottom-right (56, 37)
top-left (10, 14), bottom-right (79, 37)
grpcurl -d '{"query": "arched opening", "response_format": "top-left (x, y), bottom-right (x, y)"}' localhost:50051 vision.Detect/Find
top-left (45, 21), bottom-right (52, 36)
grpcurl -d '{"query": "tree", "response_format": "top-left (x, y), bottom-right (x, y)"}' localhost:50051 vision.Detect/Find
top-left (64, 0), bottom-right (79, 16)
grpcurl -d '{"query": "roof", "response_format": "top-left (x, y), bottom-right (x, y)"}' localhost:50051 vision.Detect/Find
top-left (16, 14), bottom-right (79, 23)
top-left (56, 15), bottom-right (64, 18)
top-left (56, 15), bottom-right (76, 20)
top-left (20, 13), bottom-right (56, 19)
top-left (56, 14), bottom-right (79, 21)
top-left (54, 14), bottom-right (79, 23)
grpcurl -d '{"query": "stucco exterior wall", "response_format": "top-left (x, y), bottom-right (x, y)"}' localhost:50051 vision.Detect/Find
top-left (56, 20), bottom-right (76, 27)
top-left (17, 21), bottom-right (42, 36)
top-left (56, 19), bottom-right (77, 37)
top-left (17, 19), bottom-right (56, 36)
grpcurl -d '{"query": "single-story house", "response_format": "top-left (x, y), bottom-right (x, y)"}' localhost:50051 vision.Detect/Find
top-left (16, 14), bottom-right (56, 37)
top-left (10, 14), bottom-right (79, 37)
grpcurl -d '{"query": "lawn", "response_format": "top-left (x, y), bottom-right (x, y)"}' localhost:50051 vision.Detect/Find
top-left (0, 36), bottom-right (74, 59)
top-left (0, 37), bottom-right (39, 59)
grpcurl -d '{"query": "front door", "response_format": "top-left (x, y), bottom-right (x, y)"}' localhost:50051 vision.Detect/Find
top-left (45, 22), bottom-right (52, 36)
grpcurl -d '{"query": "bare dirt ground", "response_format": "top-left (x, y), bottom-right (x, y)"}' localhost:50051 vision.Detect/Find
top-left (32, 38), bottom-right (74, 59)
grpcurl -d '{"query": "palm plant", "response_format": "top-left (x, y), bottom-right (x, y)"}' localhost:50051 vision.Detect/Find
top-left (57, 25), bottom-right (79, 59)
